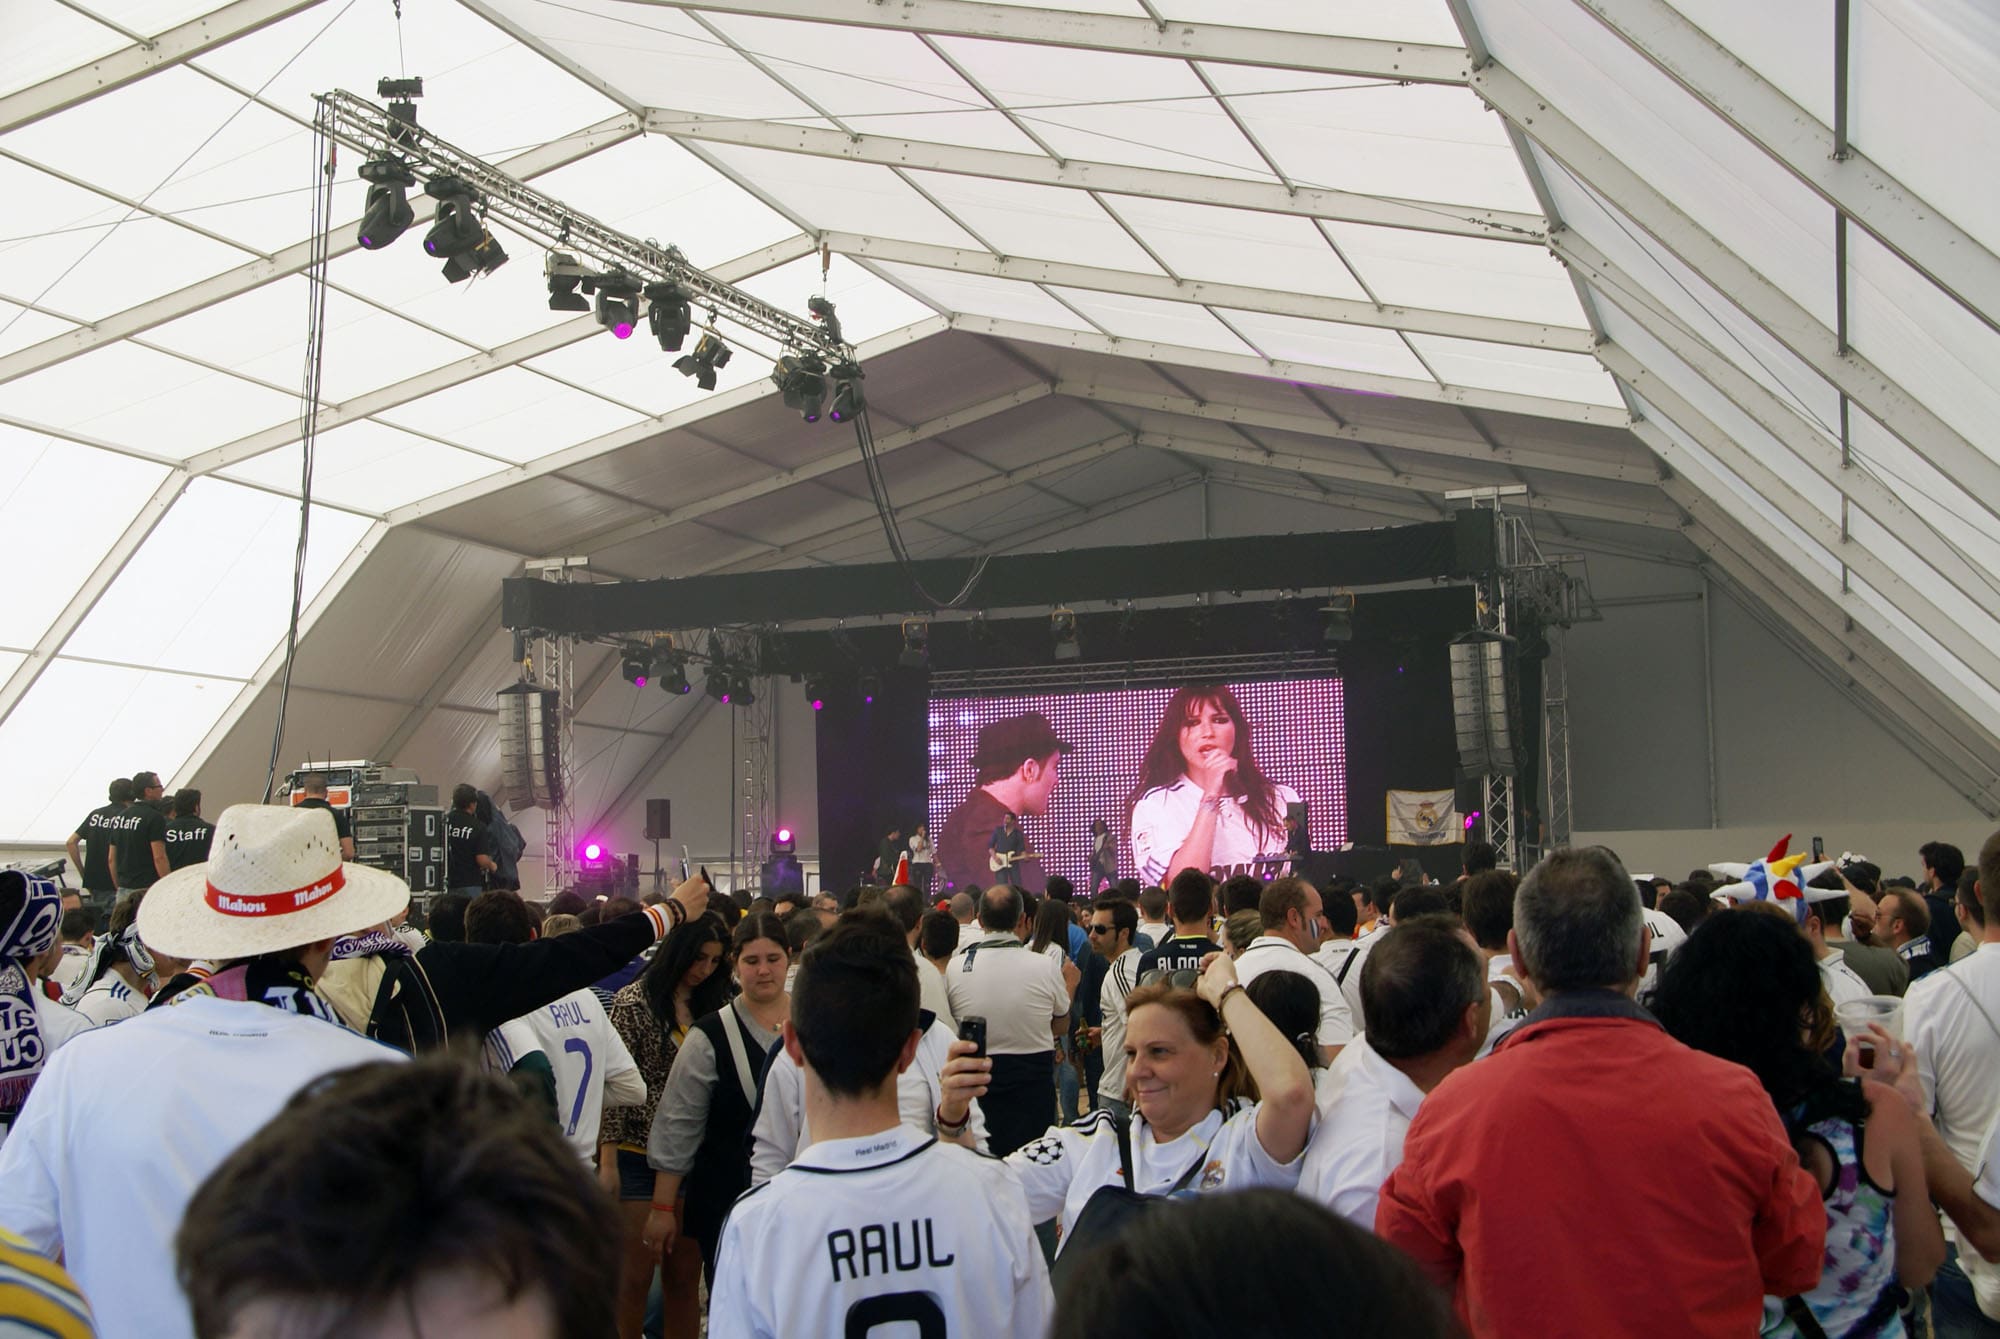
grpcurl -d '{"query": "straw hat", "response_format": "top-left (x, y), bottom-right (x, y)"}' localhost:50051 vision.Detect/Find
top-left (137, 804), bottom-right (409, 961)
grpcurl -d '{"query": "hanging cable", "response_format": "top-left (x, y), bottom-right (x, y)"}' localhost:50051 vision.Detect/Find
top-left (851, 404), bottom-right (988, 609)
top-left (262, 103), bottom-right (337, 802)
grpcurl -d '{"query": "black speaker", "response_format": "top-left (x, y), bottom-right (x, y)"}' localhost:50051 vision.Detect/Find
top-left (497, 683), bottom-right (562, 809)
top-left (1448, 631), bottom-right (1516, 778)
top-left (645, 799), bottom-right (671, 841)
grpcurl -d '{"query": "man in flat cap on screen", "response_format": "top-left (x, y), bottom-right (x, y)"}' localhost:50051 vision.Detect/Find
top-left (937, 712), bottom-right (1072, 897)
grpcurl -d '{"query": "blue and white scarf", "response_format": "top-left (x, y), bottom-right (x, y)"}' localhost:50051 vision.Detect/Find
top-left (0, 872), bottom-right (62, 1126)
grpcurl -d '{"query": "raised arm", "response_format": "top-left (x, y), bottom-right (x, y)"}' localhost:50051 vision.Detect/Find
top-left (1196, 951), bottom-right (1313, 1165)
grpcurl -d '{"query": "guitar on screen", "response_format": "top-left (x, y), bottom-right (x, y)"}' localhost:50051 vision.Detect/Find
top-left (988, 850), bottom-right (1043, 874)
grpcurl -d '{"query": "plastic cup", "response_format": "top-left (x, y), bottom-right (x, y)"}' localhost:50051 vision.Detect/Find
top-left (1835, 995), bottom-right (1904, 1041)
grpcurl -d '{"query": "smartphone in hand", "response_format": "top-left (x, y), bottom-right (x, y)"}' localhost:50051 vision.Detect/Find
top-left (1811, 836), bottom-right (1824, 862)
top-left (958, 1016), bottom-right (988, 1059)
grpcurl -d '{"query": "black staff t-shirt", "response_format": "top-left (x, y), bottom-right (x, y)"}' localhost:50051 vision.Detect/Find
top-left (445, 812), bottom-right (493, 889)
top-left (163, 815), bottom-right (216, 870)
top-left (108, 800), bottom-right (168, 890)
top-left (292, 796), bottom-right (352, 842)
top-left (72, 803), bottom-right (124, 893)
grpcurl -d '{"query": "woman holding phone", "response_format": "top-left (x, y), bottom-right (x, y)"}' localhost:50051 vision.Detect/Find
top-left (1127, 685), bottom-right (1299, 885)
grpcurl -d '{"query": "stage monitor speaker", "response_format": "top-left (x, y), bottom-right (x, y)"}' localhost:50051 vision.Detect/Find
top-left (761, 854), bottom-right (804, 899)
top-left (645, 799), bottom-right (672, 841)
top-left (1448, 631), bottom-right (1516, 779)
top-left (497, 683), bottom-right (562, 809)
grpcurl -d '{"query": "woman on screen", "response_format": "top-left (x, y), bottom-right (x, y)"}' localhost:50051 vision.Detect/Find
top-left (1126, 685), bottom-right (1299, 885)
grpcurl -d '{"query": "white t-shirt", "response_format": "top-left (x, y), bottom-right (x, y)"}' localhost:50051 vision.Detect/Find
top-left (520, 987), bottom-right (643, 1161)
top-left (70, 973), bottom-right (145, 1028)
top-left (1234, 936), bottom-right (1355, 1048)
top-left (1336, 923), bottom-right (1390, 1031)
top-left (751, 1018), bottom-right (989, 1184)
top-left (943, 936), bottom-right (1069, 1056)
top-left (0, 996), bottom-right (400, 1339)
top-left (1136, 920), bottom-right (1170, 952)
top-left (48, 945), bottom-right (90, 995)
top-left (1096, 947), bottom-right (1144, 1104)
top-left (1908, 944), bottom-right (2000, 1174)
top-left (1005, 1101), bottom-right (1304, 1251)
top-left (713, 1125), bottom-right (1050, 1339)
top-left (1817, 950), bottom-right (1872, 1009)
top-left (1128, 778), bottom-right (1302, 884)
top-left (1641, 908), bottom-right (1688, 993)
top-left (915, 945), bottom-right (956, 1032)
top-left (1297, 1038), bottom-right (1425, 1230)
top-left (956, 920), bottom-right (984, 952)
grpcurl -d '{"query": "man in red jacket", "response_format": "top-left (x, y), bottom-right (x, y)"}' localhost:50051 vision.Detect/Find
top-left (1377, 846), bottom-right (1825, 1338)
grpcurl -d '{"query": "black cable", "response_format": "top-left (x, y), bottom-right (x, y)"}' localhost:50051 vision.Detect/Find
top-left (263, 103), bottom-right (335, 802)
top-left (851, 404), bottom-right (988, 608)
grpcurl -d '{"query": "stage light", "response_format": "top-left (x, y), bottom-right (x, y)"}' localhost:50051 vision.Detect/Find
top-left (900, 619), bottom-right (929, 669)
top-left (355, 158), bottom-right (416, 250)
top-left (1463, 810), bottom-right (1482, 832)
top-left (545, 250), bottom-right (590, 312)
top-left (645, 282), bottom-right (692, 352)
top-left (441, 227), bottom-right (506, 283)
top-left (803, 673), bottom-right (828, 711)
top-left (771, 826), bottom-right (796, 855)
top-left (828, 362), bottom-right (865, 422)
top-left (859, 670), bottom-right (881, 704)
top-left (735, 675), bottom-right (757, 706)
top-left (620, 644), bottom-right (651, 687)
top-left (674, 333), bottom-right (730, 391)
top-left (594, 275), bottom-right (641, 340)
top-left (1051, 607), bottom-right (1080, 661)
top-left (1323, 591), bottom-right (1355, 644)
top-left (657, 656), bottom-right (691, 695)
top-left (771, 353), bottom-right (828, 422)
top-left (582, 841), bottom-right (604, 862)
top-left (422, 176), bottom-right (484, 261)
top-left (705, 664), bottom-right (733, 705)
top-left (807, 295), bottom-right (844, 346)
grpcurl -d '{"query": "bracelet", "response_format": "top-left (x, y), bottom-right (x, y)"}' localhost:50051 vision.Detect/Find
top-left (649, 1203), bottom-right (677, 1215)
top-left (935, 1106), bottom-right (969, 1135)
top-left (1213, 982), bottom-right (1245, 1012)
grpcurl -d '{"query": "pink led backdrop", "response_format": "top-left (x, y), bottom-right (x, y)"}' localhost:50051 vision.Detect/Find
top-left (927, 679), bottom-right (1346, 891)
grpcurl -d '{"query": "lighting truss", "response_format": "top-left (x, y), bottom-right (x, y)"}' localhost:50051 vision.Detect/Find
top-left (316, 90), bottom-right (851, 362)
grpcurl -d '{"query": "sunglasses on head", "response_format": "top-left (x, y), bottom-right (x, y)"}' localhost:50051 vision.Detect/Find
top-left (1138, 968), bottom-right (1201, 990)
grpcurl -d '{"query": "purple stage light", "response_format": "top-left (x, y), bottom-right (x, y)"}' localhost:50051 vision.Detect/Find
top-left (613, 320), bottom-right (634, 339)
top-left (776, 827), bottom-right (792, 844)
top-left (1463, 811), bottom-right (1482, 831)
top-left (809, 696), bottom-right (824, 711)
top-left (633, 675), bottom-right (647, 687)
top-left (582, 841), bottom-right (603, 862)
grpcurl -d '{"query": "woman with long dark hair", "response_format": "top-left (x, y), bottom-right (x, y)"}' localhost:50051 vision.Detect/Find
top-left (1651, 908), bottom-right (1942, 1336)
top-left (603, 914), bottom-right (731, 1339)
top-left (641, 914), bottom-right (790, 1285)
top-left (1126, 685), bottom-right (1299, 884)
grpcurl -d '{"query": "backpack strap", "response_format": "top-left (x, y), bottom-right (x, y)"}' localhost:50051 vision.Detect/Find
top-left (1781, 1293), bottom-right (1832, 1339)
top-left (1335, 945), bottom-right (1360, 988)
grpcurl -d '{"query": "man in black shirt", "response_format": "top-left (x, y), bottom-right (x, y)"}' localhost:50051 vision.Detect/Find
top-left (937, 712), bottom-right (1070, 895)
top-left (163, 789), bottom-right (215, 870)
top-left (292, 773), bottom-right (355, 861)
top-left (66, 777), bottom-right (133, 910)
top-left (108, 770), bottom-right (170, 896)
top-left (445, 783), bottom-right (496, 895)
top-left (1136, 867), bottom-right (1225, 976)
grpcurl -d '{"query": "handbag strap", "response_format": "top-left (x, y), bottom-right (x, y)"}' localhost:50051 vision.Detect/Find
top-left (718, 1004), bottom-right (761, 1106)
top-left (1781, 1293), bottom-right (1831, 1339)
top-left (1116, 1113), bottom-right (1207, 1196)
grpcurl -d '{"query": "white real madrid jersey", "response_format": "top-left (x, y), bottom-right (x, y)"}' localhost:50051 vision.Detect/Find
top-left (710, 1125), bottom-right (1049, 1339)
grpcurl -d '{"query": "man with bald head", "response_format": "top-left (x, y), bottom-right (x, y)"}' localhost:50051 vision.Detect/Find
top-left (943, 885), bottom-right (1073, 1157)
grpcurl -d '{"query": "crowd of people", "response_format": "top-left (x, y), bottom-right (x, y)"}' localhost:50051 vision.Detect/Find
top-left (8, 776), bottom-right (2000, 1339)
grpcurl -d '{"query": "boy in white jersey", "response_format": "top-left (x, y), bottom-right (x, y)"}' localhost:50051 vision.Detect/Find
top-left (709, 915), bottom-right (1050, 1339)
top-left (465, 891), bottom-right (643, 1159)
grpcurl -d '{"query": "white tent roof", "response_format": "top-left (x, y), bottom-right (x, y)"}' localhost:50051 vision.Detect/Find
top-left (3, 0), bottom-right (1996, 841)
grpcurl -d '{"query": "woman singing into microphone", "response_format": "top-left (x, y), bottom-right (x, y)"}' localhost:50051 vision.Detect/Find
top-left (1126, 685), bottom-right (1299, 885)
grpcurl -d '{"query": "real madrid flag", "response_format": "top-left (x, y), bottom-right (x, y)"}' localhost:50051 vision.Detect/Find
top-left (1386, 789), bottom-right (1459, 846)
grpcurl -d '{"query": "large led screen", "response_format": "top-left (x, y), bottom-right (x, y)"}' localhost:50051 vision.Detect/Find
top-left (927, 679), bottom-right (1346, 894)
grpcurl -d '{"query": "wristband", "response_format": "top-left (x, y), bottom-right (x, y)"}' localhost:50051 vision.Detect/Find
top-left (935, 1106), bottom-right (969, 1135)
top-left (649, 1203), bottom-right (677, 1215)
top-left (1213, 982), bottom-right (1245, 1013)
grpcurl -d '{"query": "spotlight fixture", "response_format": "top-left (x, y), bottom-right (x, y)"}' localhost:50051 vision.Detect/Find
top-left (771, 826), bottom-right (796, 855)
top-left (771, 352), bottom-right (828, 422)
top-left (827, 361), bottom-right (865, 422)
top-left (441, 226), bottom-right (506, 283)
top-left (645, 282), bottom-right (692, 352)
top-left (620, 643), bottom-right (651, 687)
top-left (803, 673), bottom-right (828, 712)
top-left (656, 655), bottom-right (691, 695)
top-left (735, 675), bottom-right (757, 707)
top-left (806, 295), bottom-right (844, 346)
top-left (1323, 591), bottom-right (1356, 644)
top-left (545, 251), bottom-right (591, 312)
top-left (858, 670), bottom-right (881, 705)
top-left (899, 618), bottom-right (929, 669)
top-left (594, 273), bottom-right (641, 340)
top-left (673, 333), bottom-right (731, 391)
top-left (1051, 607), bottom-right (1080, 661)
top-left (704, 663), bottom-right (733, 705)
top-left (355, 157), bottom-right (416, 250)
top-left (421, 176), bottom-right (484, 262)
